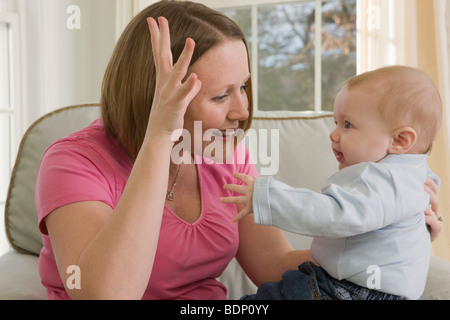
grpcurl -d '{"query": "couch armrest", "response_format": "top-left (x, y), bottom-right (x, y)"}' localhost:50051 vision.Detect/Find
top-left (0, 250), bottom-right (46, 299)
top-left (423, 256), bottom-right (450, 300)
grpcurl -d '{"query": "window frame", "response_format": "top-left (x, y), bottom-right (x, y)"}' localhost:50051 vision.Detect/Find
top-left (0, 11), bottom-right (21, 207)
top-left (200, 0), bottom-right (326, 112)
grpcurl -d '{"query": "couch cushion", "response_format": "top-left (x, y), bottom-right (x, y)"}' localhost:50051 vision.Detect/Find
top-left (0, 250), bottom-right (45, 299)
top-left (424, 256), bottom-right (450, 299)
top-left (249, 111), bottom-right (337, 249)
top-left (250, 110), bottom-right (337, 189)
top-left (5, 105), bottom-right (100, 255)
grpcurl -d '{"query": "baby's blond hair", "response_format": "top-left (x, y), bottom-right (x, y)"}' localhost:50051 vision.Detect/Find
top-left (344, 66), bottom-right (442, 154)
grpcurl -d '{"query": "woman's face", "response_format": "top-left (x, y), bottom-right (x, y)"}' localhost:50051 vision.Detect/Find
top-left (181, 39), bottom-right (250, 163)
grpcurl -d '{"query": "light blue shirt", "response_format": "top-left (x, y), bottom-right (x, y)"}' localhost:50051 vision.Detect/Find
top-left (253, 154), bottom-right (440, 299)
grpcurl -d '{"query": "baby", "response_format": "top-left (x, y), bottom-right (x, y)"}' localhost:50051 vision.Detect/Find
top-left (221, 66), bottom-right (442, 300)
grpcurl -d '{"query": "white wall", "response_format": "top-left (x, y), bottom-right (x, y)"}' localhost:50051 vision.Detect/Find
top-left (0, 0), bottom-right (116, 256)
top-left (22, 0), bottom-right (116, 126)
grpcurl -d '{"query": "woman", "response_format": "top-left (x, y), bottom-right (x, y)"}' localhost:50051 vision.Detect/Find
top-left (35, 1), bottom-right (441, 300)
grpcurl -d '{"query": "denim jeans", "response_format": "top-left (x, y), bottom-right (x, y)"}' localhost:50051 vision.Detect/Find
top-left (242, 261), bottom-right (407, 300)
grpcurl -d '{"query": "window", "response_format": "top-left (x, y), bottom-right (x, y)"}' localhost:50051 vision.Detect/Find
top-left (208, 0), bottom-right (356, 112)
top-left (0, 12), bottom-right (20, 254)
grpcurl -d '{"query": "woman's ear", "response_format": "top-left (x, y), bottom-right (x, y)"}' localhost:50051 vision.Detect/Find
top-left (388, 127), bottom-right (417, 154)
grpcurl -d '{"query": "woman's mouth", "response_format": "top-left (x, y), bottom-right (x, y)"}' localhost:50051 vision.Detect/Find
top-left (212, 128), bottom-right (237, 141)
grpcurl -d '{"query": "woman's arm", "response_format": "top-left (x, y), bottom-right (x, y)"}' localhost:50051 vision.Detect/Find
top-left (46, 135), bottom-right (173, 299)
top-left (235, 214), bottom-right (314, 286)
top-left (44, 17), bottom-right (201, 299)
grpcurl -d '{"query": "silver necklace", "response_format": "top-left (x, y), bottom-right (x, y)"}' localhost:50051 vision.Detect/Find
top-left (167, 164), bottom-right (181, 201)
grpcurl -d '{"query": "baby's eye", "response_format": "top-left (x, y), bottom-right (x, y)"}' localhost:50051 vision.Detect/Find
top-left (344, 121), bottom-right (352, 129)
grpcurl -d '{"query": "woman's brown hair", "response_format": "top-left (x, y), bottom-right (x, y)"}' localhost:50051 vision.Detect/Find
top-left (101, 0), bottom-right (253, 160)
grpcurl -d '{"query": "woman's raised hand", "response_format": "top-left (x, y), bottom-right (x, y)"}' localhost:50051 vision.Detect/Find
top-left (146, 17), bottom-right (202, 141)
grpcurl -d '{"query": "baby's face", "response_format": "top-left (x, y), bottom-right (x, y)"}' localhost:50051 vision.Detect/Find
top-left (330, 87), bottom-right (393, 170)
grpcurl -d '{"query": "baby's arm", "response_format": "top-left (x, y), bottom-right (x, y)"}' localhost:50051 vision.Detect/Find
top-left (224, 162), bottom-right (431, 238)
top-left (221, 173), bottom-right (256, 222)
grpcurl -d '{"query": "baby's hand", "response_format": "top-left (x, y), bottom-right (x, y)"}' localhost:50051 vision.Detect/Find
top-left (221, 173), bottom-right (256, 222)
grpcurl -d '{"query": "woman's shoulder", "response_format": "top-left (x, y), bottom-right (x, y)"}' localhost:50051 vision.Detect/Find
top-left (36, 118), bottom-right (129, 234)
top-left (48, 118), bottom-right (111, 151)
top-left (44, 117), bottom-right (129, 167)
top-left (37, 117), bottom-right (131, 205)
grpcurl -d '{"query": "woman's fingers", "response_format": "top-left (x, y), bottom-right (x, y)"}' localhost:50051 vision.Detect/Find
top-left (147, 17), bottom-right (161, 71)
top-left (172, 38), bottom-right (202, 104)
top-left (424, 177), bottom-right (442, 221)
top-left (146, 15), bottom-right (202, 136)
top-left (180, 73), bottom-right (203, 106)
top-left (425, 206), bottom-right (442, 242)
top-left (148, 17), bottom-right (200, 102)
top-left (172, 38), bottom-right (196, 82)
top-left (157, 17), bottom-right (174, 74)
top-left (147, 17), bottom-right (173, 74)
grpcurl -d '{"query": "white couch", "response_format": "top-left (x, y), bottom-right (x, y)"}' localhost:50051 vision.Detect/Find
top-left (1, 105), bottom-right (449, 300)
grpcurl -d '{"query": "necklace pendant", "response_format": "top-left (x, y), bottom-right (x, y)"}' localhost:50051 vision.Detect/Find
top-left (167, 190), bottom-right (175, 201)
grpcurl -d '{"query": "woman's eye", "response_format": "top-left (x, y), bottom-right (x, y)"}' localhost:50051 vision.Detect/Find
top-left (213, 85), bottom-right (247, 102)
top-left (344, 121), bottom-right (352, 129)
top-left (213, 94), bottom-right (228, 102)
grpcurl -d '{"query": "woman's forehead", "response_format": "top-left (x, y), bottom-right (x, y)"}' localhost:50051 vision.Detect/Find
top-left (189, 40), bottom-right (250, 90)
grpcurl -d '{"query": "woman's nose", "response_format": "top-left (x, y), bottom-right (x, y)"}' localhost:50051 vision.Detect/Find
top-left (228, 94), bottom-right (249, 121)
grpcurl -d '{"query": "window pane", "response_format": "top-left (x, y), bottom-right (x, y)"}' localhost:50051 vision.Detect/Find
top-left (221, 1), bottom-right (356, 112)
top-left (257, 2), bottom-right (316, 111)
top-left (220, 7), bottom-right (252, 57)
top-left (0, 114), bottom-right (11, 201)
top-left (321, 0), bottom-right (357, 111)
top-left (0, 22), bottom-right (11, 110)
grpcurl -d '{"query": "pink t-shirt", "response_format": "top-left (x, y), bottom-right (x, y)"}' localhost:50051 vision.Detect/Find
top-left (35, 118), bottom-right (257, 300)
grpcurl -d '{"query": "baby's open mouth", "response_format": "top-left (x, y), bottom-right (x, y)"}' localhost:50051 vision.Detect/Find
top-left (333, 149), bottom-right (344, 162)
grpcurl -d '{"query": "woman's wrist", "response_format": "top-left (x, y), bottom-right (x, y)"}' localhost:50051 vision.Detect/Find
top-left (143, 129), bottom-right (177, 148)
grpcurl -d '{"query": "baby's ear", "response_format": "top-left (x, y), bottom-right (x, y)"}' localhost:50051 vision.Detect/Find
top-left (388, 127), bottom-right (417, 154)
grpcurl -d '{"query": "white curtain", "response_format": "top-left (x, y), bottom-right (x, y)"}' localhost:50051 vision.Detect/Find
top-left (430, 0), bottom-right (450, 262)
top-left (357, 0), bottom-right (411, 72)
top-left (0, 0), bottom-right (16, 11)
top-left (435, 0), bottom-right (450, 133)
top-left (1, 0), bottom-right (116, 127)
